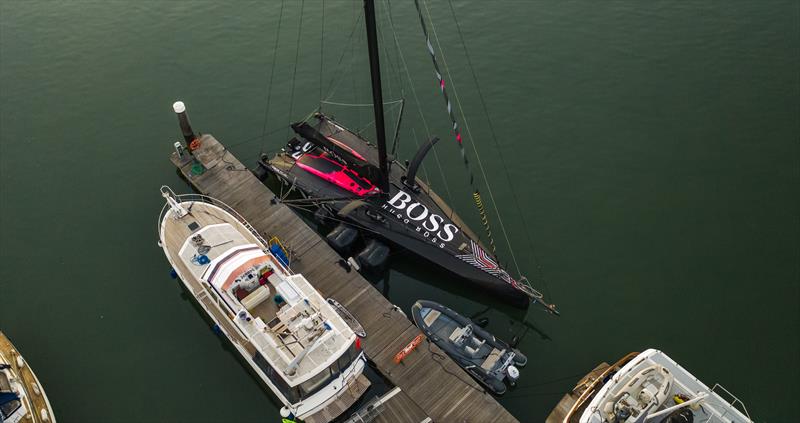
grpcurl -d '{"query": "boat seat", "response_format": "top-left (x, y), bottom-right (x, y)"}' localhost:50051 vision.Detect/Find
top-left (423, 309), bottom-right (441, 327)
top-left (481, 348), bottom-right (502, 370)
top-left (465, 337), bottom-right (485, 357)
top-left (449, 325), bottom-right (473, 346)
top-left (449, 326), bottom-right (468, 343)
top-left (241, 285), bottom-right (271, 311)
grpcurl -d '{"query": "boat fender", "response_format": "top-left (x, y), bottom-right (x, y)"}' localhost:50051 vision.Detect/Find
top-left (169, 268), bottom-right (178, 279)
top-left (673, 394), bottom-right (700, 411)
top-left (337, 258), bottom-right (352, 272)
top-left (279, 407), bottom-right (295, 420)
top-left (510, 335), bottom-right (521, 348)
top-left (326, 224), bottom-right (359, 254)
top-left (356, 240), bottom-right (390, 273)
top-left (251, 165), bottom-right (268, 181)
top-left (347, 257), bottom-right (361, 271)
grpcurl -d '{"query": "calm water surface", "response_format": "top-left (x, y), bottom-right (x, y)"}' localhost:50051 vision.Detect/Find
top-left (1, 1), bottom-right (798, 422)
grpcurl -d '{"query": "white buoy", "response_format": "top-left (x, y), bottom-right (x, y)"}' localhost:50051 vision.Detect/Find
top-left (279, 407), bottom-right (291, 418)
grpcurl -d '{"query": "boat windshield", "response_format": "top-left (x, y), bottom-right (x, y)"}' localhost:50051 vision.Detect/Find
top-left (297, 340), bottom-right (361, 399)
top-left (253, 341), bottom-right (361, 404)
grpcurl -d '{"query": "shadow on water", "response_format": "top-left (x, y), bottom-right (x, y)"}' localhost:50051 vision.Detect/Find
top-left (171, 277), bottom-right (283, 412)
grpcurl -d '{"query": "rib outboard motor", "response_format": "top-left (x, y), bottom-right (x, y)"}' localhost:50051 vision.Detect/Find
top-left (326, 224), bottom-right (359, 255)
top-left (356, 239), bottom-right (390, 273)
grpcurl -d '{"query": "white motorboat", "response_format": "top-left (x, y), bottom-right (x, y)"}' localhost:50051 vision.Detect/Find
top-left (549, 349), bottom-right (753, 423)
top-left (157, 187), bottom-right (369, 422)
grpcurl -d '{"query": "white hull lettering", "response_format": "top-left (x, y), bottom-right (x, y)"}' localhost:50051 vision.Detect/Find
top-left (385, 190), bottom-right (460, 246)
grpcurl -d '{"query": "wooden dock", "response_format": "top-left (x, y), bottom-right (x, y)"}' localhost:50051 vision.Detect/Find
top-left (170, 134), bottom-right (518, 423)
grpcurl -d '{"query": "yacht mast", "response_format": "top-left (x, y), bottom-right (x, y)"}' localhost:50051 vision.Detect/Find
top-left (363, 0), bottom-right (390, 193)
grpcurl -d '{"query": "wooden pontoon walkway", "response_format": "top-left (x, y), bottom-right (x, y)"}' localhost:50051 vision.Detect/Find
top-left (169, 134), bottom-right (517, 423)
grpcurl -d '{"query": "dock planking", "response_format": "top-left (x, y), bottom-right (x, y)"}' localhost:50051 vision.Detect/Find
top-left (170, 134), bottom-right (518, 423)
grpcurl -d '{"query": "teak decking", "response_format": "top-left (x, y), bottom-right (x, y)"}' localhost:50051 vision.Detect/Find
top-left (169, 134), bottom-right (517, 423)
top-left (0, 331), bottom-right (55, 423)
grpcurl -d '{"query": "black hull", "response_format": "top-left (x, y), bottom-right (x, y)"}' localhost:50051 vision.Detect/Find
top-left (259, 114), bottom-right (533, 309)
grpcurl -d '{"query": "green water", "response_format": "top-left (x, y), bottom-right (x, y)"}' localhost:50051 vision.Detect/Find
top-left (1, 1), bottom-right (797, 422)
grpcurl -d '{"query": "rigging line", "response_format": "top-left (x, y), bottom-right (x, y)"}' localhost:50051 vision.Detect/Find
top-left (318, 0), bottom-right (325, 107)
top-left (260, 0), bottom-right (286, 148)
top-left (228, 126), bottom-right (287, 150)
top-left (353, 101), bottom-right (402, 134)
top-left (446, 0), bottom-right (550, 297)
top-left (420, 0), bottom-right (519, 276)
top-left (386, 0), bottom-right (453, 204)
top-left (382, 0), bottom-right (406, 161)
top-left (413, 0), bottom-right (500, 256)
top-left (322, 13), bottom-right (363, 103)
top-left (320, 99), bottom-right (404, 107)
top-left (375, 10), bottom-right (394, 105)
top-left (354, 0), bottom-right (361, 126)
top-left (383, 0), bottom-right (406, 99)
top-left (287, 0), bottom-right (306, 139)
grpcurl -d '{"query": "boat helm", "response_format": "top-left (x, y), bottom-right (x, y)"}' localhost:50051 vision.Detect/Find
top-left (506, 365), bottom-right (520, 386)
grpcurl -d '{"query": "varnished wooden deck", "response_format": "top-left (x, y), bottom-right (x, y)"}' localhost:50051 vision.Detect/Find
top-left (0, 331), bottom-right (56, 423)
top-left (169, 134), bottom-right (518, 423)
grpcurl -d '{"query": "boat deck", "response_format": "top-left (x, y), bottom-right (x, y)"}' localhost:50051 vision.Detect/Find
top-left (546, 362), bottom-right (611, 423)
top-left (0, 331), bottom-right (56, 423)
top-left (169, 134), bottom-right (518, 423)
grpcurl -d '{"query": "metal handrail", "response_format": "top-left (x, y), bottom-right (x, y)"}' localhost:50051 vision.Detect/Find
top-left (709, 383), bottom-right (753, 422)
top-left (157, 186), bottom-right (272, 250)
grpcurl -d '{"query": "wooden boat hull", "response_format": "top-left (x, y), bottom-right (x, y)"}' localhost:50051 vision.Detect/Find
top-left (0, 331), bottom-right (56, 423)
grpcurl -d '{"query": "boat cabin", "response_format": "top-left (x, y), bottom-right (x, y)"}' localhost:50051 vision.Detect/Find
top-left (175, 221), bottom-right (362, 404)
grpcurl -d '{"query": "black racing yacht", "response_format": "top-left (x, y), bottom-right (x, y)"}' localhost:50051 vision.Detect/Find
top-left (257, 0), bottom-right (557, 314)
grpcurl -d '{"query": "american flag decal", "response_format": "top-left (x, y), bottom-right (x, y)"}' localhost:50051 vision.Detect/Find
top-left (456, 240), bottom-right (516, 286)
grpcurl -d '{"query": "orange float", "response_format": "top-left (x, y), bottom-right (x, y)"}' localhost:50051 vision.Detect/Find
top-left (394, 333), bottom-right (425, 364)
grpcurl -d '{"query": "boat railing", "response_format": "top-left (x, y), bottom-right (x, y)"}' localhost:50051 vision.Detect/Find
top-left (158, 186), bottom-right (272, 250)
top-left (703, 383), bottom-right (753, 423)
